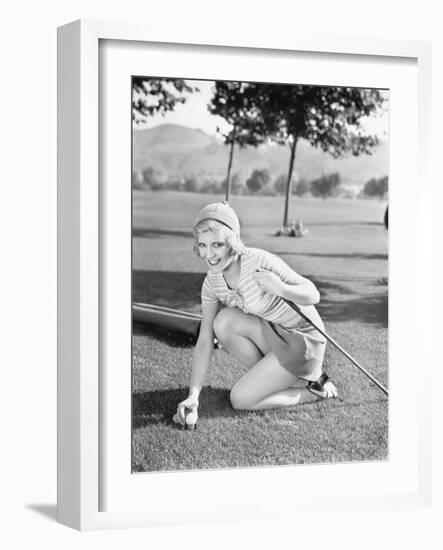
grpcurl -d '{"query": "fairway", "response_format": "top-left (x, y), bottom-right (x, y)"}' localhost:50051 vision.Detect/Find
top-left (132, 191), bottom-right (388, 472)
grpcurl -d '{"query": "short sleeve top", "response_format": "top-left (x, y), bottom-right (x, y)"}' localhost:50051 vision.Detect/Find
top-left (201, 247), bottom-right (310, 328)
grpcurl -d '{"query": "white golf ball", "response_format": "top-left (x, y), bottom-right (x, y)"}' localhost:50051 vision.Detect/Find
top-left (185, 411), bottom-right (198, 428)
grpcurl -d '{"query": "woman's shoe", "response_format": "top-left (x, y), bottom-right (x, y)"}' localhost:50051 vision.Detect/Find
top-left (307, 373), bottom-right (338, 399)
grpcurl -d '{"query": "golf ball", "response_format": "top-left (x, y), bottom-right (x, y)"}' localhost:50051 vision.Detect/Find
top-left (185, 411), bottom-right (198, 428)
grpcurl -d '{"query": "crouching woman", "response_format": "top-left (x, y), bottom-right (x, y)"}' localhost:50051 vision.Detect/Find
top-left (175, 202), bottom-right (337, 426)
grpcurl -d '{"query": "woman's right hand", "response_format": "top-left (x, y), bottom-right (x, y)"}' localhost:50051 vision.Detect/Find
top-left (174, 395), bottom-right (199, 426)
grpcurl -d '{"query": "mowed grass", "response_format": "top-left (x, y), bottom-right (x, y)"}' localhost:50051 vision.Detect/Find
top-left (132, 191), bottom-right (388, 472)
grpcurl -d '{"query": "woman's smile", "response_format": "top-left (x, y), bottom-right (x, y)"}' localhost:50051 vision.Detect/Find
top-left (198, 232), bottom-right (234, 273)
top-left (207, 258), bottom-right (221, 266)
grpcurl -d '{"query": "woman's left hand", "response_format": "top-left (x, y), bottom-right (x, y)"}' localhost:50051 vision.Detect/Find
top-left (252, 269), bottom-right (284, 296)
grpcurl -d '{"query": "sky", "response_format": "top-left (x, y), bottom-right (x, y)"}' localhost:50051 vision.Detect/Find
top-left (134, 80), bottom-right (230, 135)
top-left (134, 79), bottom-right (389, 139)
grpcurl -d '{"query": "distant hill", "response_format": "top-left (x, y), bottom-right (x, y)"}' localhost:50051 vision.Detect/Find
top-left (133, 123), bottom-right (389, 187)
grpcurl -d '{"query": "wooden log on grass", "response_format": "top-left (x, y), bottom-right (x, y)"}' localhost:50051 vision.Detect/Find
top-left (132, 302), bottom-right (201, 337)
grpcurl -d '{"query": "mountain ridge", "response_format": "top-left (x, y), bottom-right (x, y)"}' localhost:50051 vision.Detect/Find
top-left (133, 123), bottom-right (389, 187)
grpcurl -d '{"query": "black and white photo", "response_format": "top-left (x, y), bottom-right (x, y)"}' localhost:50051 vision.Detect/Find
top-left (131, 77), bottom-right (389, 472)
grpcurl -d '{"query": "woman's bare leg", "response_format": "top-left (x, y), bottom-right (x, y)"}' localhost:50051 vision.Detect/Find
top-left (213, 308), bottom-right (323, 410)
top-left (230, 352), bottom-right (319, 410)
top-left (213, 307), bottom-right (271, 367)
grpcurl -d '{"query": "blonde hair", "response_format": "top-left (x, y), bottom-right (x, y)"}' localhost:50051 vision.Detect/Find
top-left (193, 219), bottom-right (245, 257)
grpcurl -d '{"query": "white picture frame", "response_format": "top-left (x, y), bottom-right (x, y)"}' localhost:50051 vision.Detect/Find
top-left (57, 19), bottom-right (433, 531)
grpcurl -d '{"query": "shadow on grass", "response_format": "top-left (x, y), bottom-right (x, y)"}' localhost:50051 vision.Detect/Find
top-left (132, 269), bottom-right (204, 309)
top-left (132, 386), bottom-right (233, 429)
top-left (310, 277), bottom-right (353, 295)
top-left (307, 277), bottom-right (388, 327)
top-left (304, 221), bottom-right (384, 227)
top-left (133, 269), bottom-right (354, 309)
top-left (133, 228), bottom-right (194, 239)
top-left (133, 322), bottom-right (196, 348)
top-left (273, 252), bottom-right (388, 261)
top-left (132, 385), bottom-right (358, 430)
top-left (132, 270), bottom-right (387, 333)
top-left (318, 293), bottom-right (388, 328)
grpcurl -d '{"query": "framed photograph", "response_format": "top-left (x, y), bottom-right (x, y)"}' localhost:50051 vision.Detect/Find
top-left (57, 19), bottom-right (433, 530)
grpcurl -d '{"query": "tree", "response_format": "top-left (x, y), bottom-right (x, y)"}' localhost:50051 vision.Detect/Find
top-left (184, 175), bottom-right (199, 192)
top-left (142, 166), bottom-right (164, 190)
top-left (273, 174), bottom-right (287, 195)
top-left (246, 169), bottom-right (271, 193)
top-left (293, 178), bottom-right (310, 197)
top-left (274, 173), bottom-right (297, 195)
top-left (310, 173), bottom-right (341, 199)
top-left (363, 176), bottom-right (388, 198)
top-left (208, 82), bottom-right (268, 201)
top-left (248, 84), bottom-right (387, 226)
top-left (220, 172), bottom-right (243, 195)
top-left (132, 171), bottom-right (145, 190)
top-left (132, 78), bottom-right (197, 124)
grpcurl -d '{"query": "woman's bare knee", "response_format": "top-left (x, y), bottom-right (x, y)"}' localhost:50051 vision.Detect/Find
top-left (213, 308), bottom-right (237, 342)
top-left (230, 385), bottom-right (253, 410)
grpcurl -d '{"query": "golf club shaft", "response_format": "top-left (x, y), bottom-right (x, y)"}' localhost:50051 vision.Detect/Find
top-left (284, 299), bottom-right (389, 396)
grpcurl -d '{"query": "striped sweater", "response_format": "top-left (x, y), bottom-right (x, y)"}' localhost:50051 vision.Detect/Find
top-left (201, 247), bottom-right (318, 328)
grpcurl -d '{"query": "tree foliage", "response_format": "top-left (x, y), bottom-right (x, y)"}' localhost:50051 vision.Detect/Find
top-left (274, 173), bottom-right (312, 197)
top-left (208, 81), bottom-right (268, 200)
top-left (208, 81), bottom-right (267, 147)
top-left (184, 175), bottom-right (199, 192)
top-left (255, 84), bottom-right (386, 155)
top-left (242, 84), bottom-right (387, 224)
top-left (141, 166), bottom-right (166, 190)
top-left (132, 171), bottom-right (144, 190)
top-left (220, 173), bottom-right (243, 195)
top-left (274, 173), bottom-right (292, 195)
top-left (310, 172), bottom-right (342, 199)
top-left (132, 78), bottom-right (197, 124)
top-left (293, 178), bottom-right (311, 197)
top-left (246, 169), bottom-right (271, 193)
top-left (363, 175), bottom-right (388, 198)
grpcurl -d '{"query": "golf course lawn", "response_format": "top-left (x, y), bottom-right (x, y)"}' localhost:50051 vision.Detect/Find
top-left (132, 191), bottom-right (388, 472)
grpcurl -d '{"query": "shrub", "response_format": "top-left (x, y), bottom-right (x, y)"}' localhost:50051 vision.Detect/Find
top-left (220, 173), bottom-right (244, 195)
top-left (199, 178), bottom-right (223, 194)
top-left (142, 166), bottom-right (164, 189)
top-left (363, 176), bottom-right (388, 198)
top-left (260, 182), bottom-right (278, 196)
top-left (132, 171), bottom-right (145, 190)
top-left (310, 172), bottom-right (341, 199)
top-left (273, 174), bottom-right (287, 195)
top-left (293, 178), bottom-right (310, 196)
top-left (184, 175), bottom-right (198, 192)
top-left (246, 169), bottom-right (271, 193)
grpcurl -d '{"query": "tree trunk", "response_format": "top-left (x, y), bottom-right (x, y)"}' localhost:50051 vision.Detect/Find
top-left (282, 136), bottom-right (298, 228)
top-left (225, 126), bottom-right (236, 202)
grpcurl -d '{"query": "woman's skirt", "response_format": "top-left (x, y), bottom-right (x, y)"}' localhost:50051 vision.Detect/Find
top-left (259, 313), bottom-right (326, 381)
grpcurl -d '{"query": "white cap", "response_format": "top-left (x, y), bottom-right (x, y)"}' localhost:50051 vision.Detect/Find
top-left (194, 201), bottom-right (240, 236)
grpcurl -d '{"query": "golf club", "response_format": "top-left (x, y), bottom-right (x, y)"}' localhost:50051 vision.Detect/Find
top-left (283, 298), bottom-right (389, 396)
